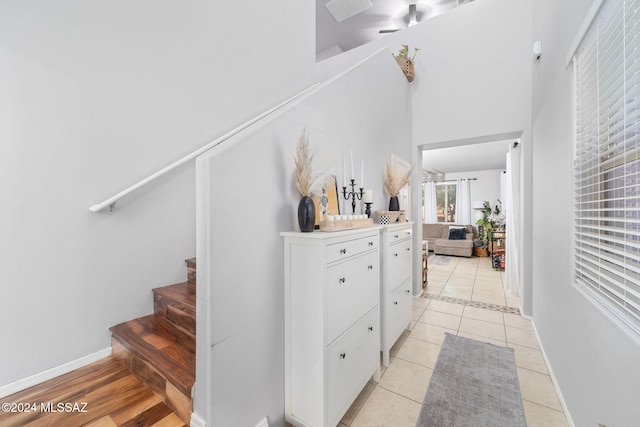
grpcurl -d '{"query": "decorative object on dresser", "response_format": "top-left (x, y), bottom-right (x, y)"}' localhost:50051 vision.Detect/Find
top-left (312, 175), bottom-right (341, 227)
top-left (380, 222), bottom-right (413, 366)
top-left (341, 151), bottom-right (365, 214)
top-left (362, 189), bottom-right (373, 217)
top-left (383, 158), bottom-right (412, 211)
top-left (282, 227), bottom-right (382, 427)
top-left (294, 128), bottom-right (316, 232)
top-left (319, 214), bottom-right (373, 232)
top-left (373, 210), bottom-right (405, 225)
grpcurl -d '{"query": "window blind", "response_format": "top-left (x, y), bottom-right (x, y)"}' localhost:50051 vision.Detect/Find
top-left (574, 0), bottom-right (640, 334)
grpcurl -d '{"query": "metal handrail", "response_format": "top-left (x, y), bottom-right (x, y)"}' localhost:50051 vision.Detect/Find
top-left (88, 84), bottom-right (319, 212)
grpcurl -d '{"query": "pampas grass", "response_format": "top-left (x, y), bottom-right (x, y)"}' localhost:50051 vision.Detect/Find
top-left (294, 128), bottom-right (314, 197)
top-left (383, 160), bottom-right (412, 196)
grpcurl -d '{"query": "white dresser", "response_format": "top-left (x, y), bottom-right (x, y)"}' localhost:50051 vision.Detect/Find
top-left (282, 227), bottom-right (382, 427)
top-left (380, 222), bottom-right (414, 366)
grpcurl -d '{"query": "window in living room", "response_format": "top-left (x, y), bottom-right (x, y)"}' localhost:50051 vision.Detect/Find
top-left (436, 182), bottom-right (457, 223)
top-left (573, 0), bottom-right (640, 335)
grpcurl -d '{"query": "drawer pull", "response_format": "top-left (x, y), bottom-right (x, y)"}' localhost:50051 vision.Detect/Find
top-left (367, 265), bottom-right (373, 270)
top-left (393, 253), bottom-right (398, 257)
top-left (394, 234), bottom-right (399, 238)
top-left (368, 326), bottom-right (374, 331)
top-left (340, 353), bottom-right (346, 359)
top-left (406, 248), bottom-right (411, 251)
top-left (339, 277), bottom-right (346, 284)
top-left (405, 289), bottom-right (411, 294)
top-left (368, 241), bottom-right (374, 246)
top-left (393, 301), bottom-right (398, 305)
top-left (340, 248), bottom-right (347, 255)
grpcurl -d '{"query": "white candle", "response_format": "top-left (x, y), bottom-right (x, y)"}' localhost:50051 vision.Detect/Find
top-left (363, 189), bottom-right (373, 203)
top-left (343, 156), bottom-right (346, 187)
top-left (361, 161), bottom-right (364, 187)
top-left (350, 150), bottom-right (354, 180)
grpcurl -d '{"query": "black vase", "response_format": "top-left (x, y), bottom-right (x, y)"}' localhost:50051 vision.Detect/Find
top-left (298, 196), bottom-right (316, 232)
top-left (389, 196), bottom-right (400, 211)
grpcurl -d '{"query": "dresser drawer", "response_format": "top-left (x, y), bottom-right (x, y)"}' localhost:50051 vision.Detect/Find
top-left (326, 234), bottom-right (379, 264)
top-left (384, 239), bottom-right (412, 292)
top-left (327, 251), bottom-right (379, 343)
top-left (327, 307), bottom-right (379, 424)
top-left (386, 227), bottom-right (412, 243)
top-left (383, 280), bottom-right (412, 348)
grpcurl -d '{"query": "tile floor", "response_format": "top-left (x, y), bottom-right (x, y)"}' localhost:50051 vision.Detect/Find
top-left (337, 254), bottom-right (570, 427)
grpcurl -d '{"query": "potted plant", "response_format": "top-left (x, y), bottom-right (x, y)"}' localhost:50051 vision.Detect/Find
top-left (393, 45), bottom-right (420, 82)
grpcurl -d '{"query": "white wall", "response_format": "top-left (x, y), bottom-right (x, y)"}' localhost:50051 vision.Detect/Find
top-left (318, 0), bottom-right (532, 300)
top-left (0, 0), bottom-right (314, 392)
top-left (531, 0), bottom-right (640, 425)
top-left (445, 169), bottom-right (503, 212)
top-left (196, 49), bottom-right (411, 426)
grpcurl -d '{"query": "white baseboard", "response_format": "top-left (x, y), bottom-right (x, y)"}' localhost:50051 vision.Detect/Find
top-left (0, 347), bottom-right (112, 398)
top-left (190, 412), bottom-right (206, 427)
top-left (530, 321), bottom-right (575, 427)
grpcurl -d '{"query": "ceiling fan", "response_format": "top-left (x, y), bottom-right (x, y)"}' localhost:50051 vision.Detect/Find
top-left (379, 4), bottom-right (418, 34)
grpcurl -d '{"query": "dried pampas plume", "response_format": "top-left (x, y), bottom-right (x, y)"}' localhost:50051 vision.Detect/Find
top-left (294, 128), bottom-right (314, 197)
top-left (383, 160), bottom-right (412, 196)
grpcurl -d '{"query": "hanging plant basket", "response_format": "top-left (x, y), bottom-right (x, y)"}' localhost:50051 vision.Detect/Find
top-left (395, 56), bottom-right (414, 82)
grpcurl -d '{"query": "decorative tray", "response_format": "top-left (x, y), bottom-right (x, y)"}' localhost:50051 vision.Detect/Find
top-left (319, 218), bottom-right (374, 232)
top-left (373, 210), bottom-right (406, 224)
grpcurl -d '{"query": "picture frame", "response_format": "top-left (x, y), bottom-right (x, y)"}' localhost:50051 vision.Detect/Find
top-left (313, 175), bottom-right (341, 228)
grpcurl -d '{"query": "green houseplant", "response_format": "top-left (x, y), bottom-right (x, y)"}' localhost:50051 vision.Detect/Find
top-left (476, 200), bottom-right (505, 245)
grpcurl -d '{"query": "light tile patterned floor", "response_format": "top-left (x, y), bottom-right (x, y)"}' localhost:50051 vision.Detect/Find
top-left (337, 255), bottom-right (570, 427)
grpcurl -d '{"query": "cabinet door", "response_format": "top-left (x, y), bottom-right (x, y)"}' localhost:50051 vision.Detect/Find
top-left (384, 280), bottom-right (412, 348)
top-left (385, 239), bottom-right (412, 292)
top-left (327, 307), bottom-right (379, 425)
top-left (326, 251), bottom-right (379, 343)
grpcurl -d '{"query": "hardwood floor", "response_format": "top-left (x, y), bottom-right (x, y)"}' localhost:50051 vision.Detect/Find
top-left (0, 357), bottom-right (186, 427)
top-left (1, 258), bottom-right (196, 426)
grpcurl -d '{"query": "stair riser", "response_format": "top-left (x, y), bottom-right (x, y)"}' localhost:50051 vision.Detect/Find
top-left (187, 266), bottom-right (196, 285)
top-left (111, 338), bottom-right (191, 424)
top-left (154, 297), bottom-right (196, 336)
top-left (186, 258), bottom-right (196, 285)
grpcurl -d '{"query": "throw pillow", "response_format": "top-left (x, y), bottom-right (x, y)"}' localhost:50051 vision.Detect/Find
top-left (448, 228), bottom-right (466, 240)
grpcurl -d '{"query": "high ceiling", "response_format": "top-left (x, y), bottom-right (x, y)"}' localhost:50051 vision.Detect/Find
top-left (316, 0), bottom-right (506, 175)
top-left (423, 140), bottom-right (513, 177)
top-left (316, 0), bottom-right (460, 55)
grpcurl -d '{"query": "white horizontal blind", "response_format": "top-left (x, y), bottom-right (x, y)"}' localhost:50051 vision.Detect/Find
top-left (574, 0), bottom-right (640, 334)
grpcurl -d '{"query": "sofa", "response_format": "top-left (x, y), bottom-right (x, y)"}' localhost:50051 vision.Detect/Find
top-left (422, 223), bottom-right (474, 257)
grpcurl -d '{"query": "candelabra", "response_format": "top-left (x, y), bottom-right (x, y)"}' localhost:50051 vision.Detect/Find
top-left (342, 179), bottom-right (364, 214)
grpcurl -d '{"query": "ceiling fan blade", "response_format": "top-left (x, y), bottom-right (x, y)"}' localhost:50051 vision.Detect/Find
top-left (408, 4), bottom-right (417, 26)
top-left (379, 4), bottom-right (417, 33)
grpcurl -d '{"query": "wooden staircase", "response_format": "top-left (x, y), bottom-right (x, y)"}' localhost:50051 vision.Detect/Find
top-left (109, 258), bottom-right (196, 424)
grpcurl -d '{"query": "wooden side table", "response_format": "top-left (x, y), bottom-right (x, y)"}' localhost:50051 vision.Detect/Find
top-left (422, 250), bottom-right (428, 289)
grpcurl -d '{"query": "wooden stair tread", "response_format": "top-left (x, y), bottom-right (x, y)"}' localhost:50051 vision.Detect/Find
top-left (153, 282), bottom-right (195, 308)
top-left (109, 315), bottom-right (194, 397)
top-left (185, 258), bottom-right (196, 269)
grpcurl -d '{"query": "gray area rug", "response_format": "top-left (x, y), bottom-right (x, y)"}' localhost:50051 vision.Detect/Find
top-left (428, 254), bottom-right (451, 266)
top-left (417, 333), bottom-right (526, 427)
